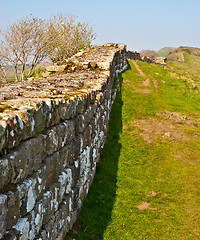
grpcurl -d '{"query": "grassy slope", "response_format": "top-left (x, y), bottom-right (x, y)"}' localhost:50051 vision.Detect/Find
top-left (66, 55), bottom-right (200, 239)
top-left (157, 47), bottom-right (177, 57)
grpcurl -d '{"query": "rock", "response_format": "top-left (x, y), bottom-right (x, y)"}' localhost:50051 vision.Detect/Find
top-left (5, 190), bottom-right (20, 229)
top-left (0, 194), bottom-right (7, 238)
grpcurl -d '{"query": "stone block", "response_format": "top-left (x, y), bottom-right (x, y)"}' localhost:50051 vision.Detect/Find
top-left (0, 120), bottom-right (7, 153)
top-left (24, 136), bottom-right (44, 174)
top-left (79, 146), bottom-right (91, 177)
top-left (0, 194), bottom-right (7, 239)
top-left (59, 143), bottom-right (74, 167)
top-left (32, 165), bottom-right (47, 199)
top-left (71, 135), bottom-right (82, 160)
top-left (17, 106), bottom-right (35, 140)
top-left (66, 98), bottom-right (77, 119)
top-left (17, 178), bottom-right (37, 215)
top-left (42, 126), bottom-right (59, 156)
top-left (43, 200), bottom-right (70, 240)
top-left (12, 212), bottom-right (36, 240)
top-left (56, 120), bottom-right (75, 148)
top-left (33, 100), bottom-right (51, 134)
top-left (58, 100), bottom-right (70, 120)
top-left (76, 95), bottom-right (87, 114)
top-left (57, 172), bottom-right (68, 202)
top-left (34, 230), bottom-right (47, 240)
top-left (4, 114), bottom-right (24, 149)
top-left (5, 190), bottom-right (20, 229)
top-left (43, 216), bottom-right (56, 240)
top-left (64, 168), bottom-right (73, 194)
top-left (33, 200), bottom-right (46, 235)
top-left (8, 136), bottom-right (44, 184)
top-left (76, 114), bottom-right (86, 134)
top-left (1, 228), bottom-right (20, 240)
top-left (82, 125), bottom-right (92, 148)
top-left (44, 152), bottom-right (60, 189)
top-left (85, 106), bottom-right (94, 124)
top-left (42, 185), bottom-right (59, 225)
top-left (67, 164), bottom-right (79, 189)
top-left (0, 158), bottom-right (10, 189)
top-left (8, 148), bottom-right (29, 184)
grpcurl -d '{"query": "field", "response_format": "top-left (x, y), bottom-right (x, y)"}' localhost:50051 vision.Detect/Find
top-left (68, 54), bottom-right (200, 239)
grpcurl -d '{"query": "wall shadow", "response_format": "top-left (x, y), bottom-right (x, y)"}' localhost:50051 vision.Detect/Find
top-left (65, 71), bottom-right (124, 240)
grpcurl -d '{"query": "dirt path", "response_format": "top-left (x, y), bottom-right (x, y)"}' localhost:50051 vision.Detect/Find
top-left (132, 60), bottom-right (158, 90)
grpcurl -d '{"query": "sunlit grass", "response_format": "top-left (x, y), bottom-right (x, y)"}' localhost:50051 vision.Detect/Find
top-left (66, 56), bottom-right (200, 239)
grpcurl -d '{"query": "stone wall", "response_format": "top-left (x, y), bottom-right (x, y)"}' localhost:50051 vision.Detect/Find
top-left (0, 43), bottom-right (127, 240)
top-left (127, 50), bottom-right (166, 65)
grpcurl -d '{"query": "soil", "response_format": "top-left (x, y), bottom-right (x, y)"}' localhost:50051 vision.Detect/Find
top-left (132, 60), bottom-right (158, 93)
top-left (130, 60), bottom-right (200, 144)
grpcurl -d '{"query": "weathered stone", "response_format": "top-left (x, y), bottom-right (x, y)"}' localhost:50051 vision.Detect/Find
top-left (4, 114), bottom-right (24, 149)
top-left (76, 95), bottom-right (87, 114)
top-left (12, 215), bottom-right (33, 240)
top-left (24, 136), bottom-right (44, 174)
top-left (5, 190), bottom-right (20, 229)
top-left (63, 168), bottom-right (73, 194)
top-left (44, 152), bottom-right (60, 189)
top-left (42, 120), bottom-right (75, 157)
top-left (0, 158), bottom-right (10, 189)
top-left (0, 43), bottom-right (128, 238)
top-left (17, 178), bottom-right (37, 215)
top-left (71, 135), bottom-right (82, 160)
top-left (33, 200), bottom-right (46, 235)
top-left (8, 148), bottom-right (29, 184)
top-left (43, 216), bottom-right (56, 240)
top-left (42, 127), bottom-right (59, 156)
top-left (32, 165), bottom-right (47, 199)
top-left (34, 230), bottom-right (47, 240)
top-left (67, 164), bottom-right (79, 189)
top-left (59, 143), bottom-right (74, 167)
top-left (0, 194), bottom-right (7, 238)
top-left (17, 106), bottom-right (35, 139)
top-left (33, 101), bottom-right (49, 134)
top-left (8, 136), bottom-right (44, 184)
top-left (66, 98), bottom-right (77, 119)
top-left (85, 105), bottom-right (94, 123)
top-left (58, 100), bottom-right (70, 120)
top-left (56, 120), bottom-right (75, 148)
top-left (42, 185), bottom-right (59, 225)
top-left (0, 120), bottom-right (7, 153)
top-left (1, 228), bottom-right (20, 240)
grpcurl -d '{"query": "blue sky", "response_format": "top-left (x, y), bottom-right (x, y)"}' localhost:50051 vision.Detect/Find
top-left (1, 0), bottom-right (199, 51)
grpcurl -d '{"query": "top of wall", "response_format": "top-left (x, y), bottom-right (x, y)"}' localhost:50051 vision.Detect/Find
top-left (0, 43), bottom-right (126, 154)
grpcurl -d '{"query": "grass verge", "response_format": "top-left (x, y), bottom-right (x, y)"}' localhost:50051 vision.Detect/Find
top-left (66, 57), bottom-right (200, 239)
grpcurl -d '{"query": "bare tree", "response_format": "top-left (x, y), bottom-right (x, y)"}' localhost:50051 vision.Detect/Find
top-left (0, 15), bottom-right (49, 80)
top-left (47, 13), bottom-right (96, 62)
top-left (0, 56), bottom-right (7, 82)
top-left (0, 13), bottom-right (96, 80)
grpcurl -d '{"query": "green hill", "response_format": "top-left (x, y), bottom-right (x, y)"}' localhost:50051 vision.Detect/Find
top-left (157, 47), bottom-right (177, 57)
top-left (166, 46), bottom-right (200, 62)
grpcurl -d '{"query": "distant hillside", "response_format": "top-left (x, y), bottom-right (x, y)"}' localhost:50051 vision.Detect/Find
top-left (166, 46), bottom-right (200, 62)
top-left (157, 47), bottom-right (177, 57)
top-left (139, 50), bottom-right (158, 59)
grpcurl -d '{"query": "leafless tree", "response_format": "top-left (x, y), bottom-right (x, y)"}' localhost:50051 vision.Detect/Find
top-left (0, 13), bottom-right (96, 80)
top-left (0, 56), bottom-right (7, 82)
top-left (47, 13), bottom-right (96, 62)
top-left (0, 16), bottom-right (49, 80)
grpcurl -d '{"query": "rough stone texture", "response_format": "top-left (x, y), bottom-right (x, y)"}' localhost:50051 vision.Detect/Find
top-left (0, 194), bottom-right (7, 238)
top-left (0, 43), bottom-right (127, 239)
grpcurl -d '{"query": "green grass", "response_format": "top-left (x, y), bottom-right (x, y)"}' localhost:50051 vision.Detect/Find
top-left (65, 57), bottom-right (200, 239)
top-left (0, 75), bottom-right (19, 82)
